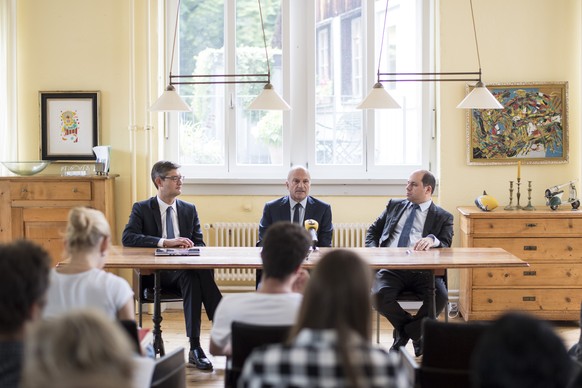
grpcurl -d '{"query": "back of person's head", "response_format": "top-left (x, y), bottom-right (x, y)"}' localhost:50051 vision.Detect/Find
top-left (65, 207), bottom-right (111, 254)
top-left (0, 240), bottom-right (51, 336)
top-left (151, 160), bottom-right (180, 188)
top-left (20, 309), bottom-right (134, 388)
top-left (470, 311), bottom-right (574, 388)
top-left (261, 221), bottom-right (311, 280)
top-left (292, 249), bottom-right (372, 339)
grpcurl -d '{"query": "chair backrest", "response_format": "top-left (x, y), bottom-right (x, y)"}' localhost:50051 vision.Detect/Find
top-left (419, 319), bottom-right (490, 388)
top-left (226, 321), bottom-right (292, 388)
top-left (150, 347), bottom-right (186, 388)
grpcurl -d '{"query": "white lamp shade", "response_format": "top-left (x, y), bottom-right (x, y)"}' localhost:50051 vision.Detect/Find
top-left (248, 84), bottom-right (291, 110)
top-left (457, 82), bottom-right (503, 109)
top-left (150, 85), bottom-right (191, 112)
top-left (357, 83), bottom-right (401, 109)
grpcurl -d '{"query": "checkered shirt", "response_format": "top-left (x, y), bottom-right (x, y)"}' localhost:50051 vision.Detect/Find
top-left (238, 328), bottom-right (409, 388)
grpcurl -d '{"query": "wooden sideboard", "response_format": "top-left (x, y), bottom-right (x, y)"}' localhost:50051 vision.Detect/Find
top-left (0, 175), bottom-right (117, 266)
top-left (457, 206), bottom-right (582, 321)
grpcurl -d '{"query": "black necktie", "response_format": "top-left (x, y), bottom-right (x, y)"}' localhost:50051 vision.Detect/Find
top-left (397, 204), bottom-right (420, 247)
top-left (292, 203), bottom-right (302, 224)
top-left (166, 207), bottom-right (175, 239)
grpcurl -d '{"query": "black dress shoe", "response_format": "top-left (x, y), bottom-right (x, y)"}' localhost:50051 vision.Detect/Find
top-left (413, 337), bottom-right (423, 357)
top-left (189, 347), bottom-right (213, 371)
top-left (389, 329), bottom-right (410, 352)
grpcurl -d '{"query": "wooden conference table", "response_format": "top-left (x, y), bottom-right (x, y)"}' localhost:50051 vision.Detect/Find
top-left (106, 246), bottom-right (527, 356)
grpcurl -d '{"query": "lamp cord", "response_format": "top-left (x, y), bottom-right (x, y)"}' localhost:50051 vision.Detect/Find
top-left (257, 0), bottom-right (271, 82)
top-left (169, 0), bottom-right (181, 80)
top-left (376, 0), bottom-right (390, 82)
top-left (468, 0), bottom-right (482, 79)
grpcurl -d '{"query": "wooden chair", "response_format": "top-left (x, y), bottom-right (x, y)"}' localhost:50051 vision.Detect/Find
top-left (133, 269), bottom-right (183, 327)
top-left (150, 347), bottom-right (186, 388)
top-left (401, 319), bottom-right (490, 388)
top-left (225, 321), bottom-right (292, 388)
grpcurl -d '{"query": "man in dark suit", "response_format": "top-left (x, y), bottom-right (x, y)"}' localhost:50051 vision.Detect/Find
top-left (122, 160), bottom-right (222, 371)
top-left (366, 169), bottom-right (453, 357)
top-left (256, 166), bottom-right (333, 286)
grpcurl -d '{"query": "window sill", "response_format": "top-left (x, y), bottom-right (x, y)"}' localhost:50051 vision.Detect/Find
top-left (181, 178), bottom-right (409, 196)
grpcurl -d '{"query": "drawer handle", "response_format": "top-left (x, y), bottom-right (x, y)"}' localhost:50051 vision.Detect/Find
top-left (487, 272), bottom-right (493, 278)
top-left (21, 188), bottom-right (28, 193)
top-left (523, 271), bottom-right (537, 276)
top-left (525, 223), bottom-right (538, 228)
top-left (522, 296), bottom-right (536, 302)
top-left (566, 297), bottom-right (572, 303)
top-left (523, 245), bottom-right (537, 251)
top-left (72, 187), bottom-right (78, 193)
top-left (487, 298), bottom-right (493, 303)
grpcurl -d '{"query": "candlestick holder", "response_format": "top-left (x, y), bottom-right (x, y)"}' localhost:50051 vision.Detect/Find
top-left (515, 177), bottom-right (523, 210)
top-left (504, 180), bottom-right (515, 210)
top-left (523, 181), bottom-right (536, 211)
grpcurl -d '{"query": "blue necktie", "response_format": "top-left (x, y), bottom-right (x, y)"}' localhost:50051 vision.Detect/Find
top-left (292, 203), bottom-right (302, 224)
top-left (166, 207), bottom-right (175, 239)
top-left (397, 204), bottom-right (420, 247)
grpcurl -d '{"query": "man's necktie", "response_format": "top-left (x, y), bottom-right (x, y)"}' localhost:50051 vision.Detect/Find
top-left (166, 207), bottom-right (175, 239)
top-left (292, 203), bottom-right (302, 224)
top-left (397, 203), bottom-right (420, 247)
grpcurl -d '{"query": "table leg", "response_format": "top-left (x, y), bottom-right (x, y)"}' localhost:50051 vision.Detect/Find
top-left (152, 270), bottom-right (165, 357)
top-left (428, 270), bottom-right (436, 319)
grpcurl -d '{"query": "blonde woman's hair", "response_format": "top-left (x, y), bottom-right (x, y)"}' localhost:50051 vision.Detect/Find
top-left (65, 207), bottom-right (111, 253)
top-left (20, 309), bottom-right (134, 388)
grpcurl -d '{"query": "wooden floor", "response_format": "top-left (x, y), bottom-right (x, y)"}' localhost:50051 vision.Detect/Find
top-left (141, 307), bottom-right (581, 388)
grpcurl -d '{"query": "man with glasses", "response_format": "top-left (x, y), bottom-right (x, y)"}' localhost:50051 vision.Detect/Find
top-left (122, 160), bottom-right (222, 371)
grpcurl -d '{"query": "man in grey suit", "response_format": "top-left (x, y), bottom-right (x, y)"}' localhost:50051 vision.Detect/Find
top-left (366, 169), bottom-right (453, 357)
top-left (122, 160), bottom-right (222, 371)
top-left (256, 166), bottom-right (333, 286)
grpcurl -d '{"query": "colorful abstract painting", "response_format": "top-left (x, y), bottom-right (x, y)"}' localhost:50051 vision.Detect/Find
top-left (467, 82), bottom-right (568, 165)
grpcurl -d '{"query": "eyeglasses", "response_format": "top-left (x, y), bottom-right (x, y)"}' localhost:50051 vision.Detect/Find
top-left (161, 175), bottom-right (185, 182)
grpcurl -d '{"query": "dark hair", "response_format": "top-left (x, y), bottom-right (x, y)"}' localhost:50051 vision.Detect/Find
top-left (290, 249), bottom-right (372, 387)
top-left (420, 169), bottom-right (436, 194)
top-left (0, 240), bottom-right (51, 334)
top-left (151, 160), bottom-right (181, 188)
top-left (470, 312), bottom-right (574, 388)
top-left (261, 221), bottom-right (311, 280)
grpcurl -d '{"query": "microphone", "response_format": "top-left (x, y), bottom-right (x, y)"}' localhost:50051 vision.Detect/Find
top-left (304, 219), bottom-right (319, 247)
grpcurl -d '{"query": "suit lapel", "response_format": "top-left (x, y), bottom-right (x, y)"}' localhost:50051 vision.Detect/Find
top-left (150, 198), bottom-right (163, 236)
top-left (304, 196), bottom-right (314, 220)
top-left (423, 203), bottom-right (436, 236)
top-left (279, 197), bottom-right (292, 222)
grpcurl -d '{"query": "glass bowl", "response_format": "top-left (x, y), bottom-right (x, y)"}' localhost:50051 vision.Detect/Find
top-left (1, 161), bottom-right (51, 176)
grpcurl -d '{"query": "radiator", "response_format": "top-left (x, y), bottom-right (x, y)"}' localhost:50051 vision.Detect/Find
top-left (205, 222), bottom-right (370, 292)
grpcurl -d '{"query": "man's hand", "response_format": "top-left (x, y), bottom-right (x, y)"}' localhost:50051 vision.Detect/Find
top-left (291, 269), bottom-right (310, 294)
top-left (413, 236), bottom-right (434, 251)
top-left (164, 237), bottom-right (194, 248)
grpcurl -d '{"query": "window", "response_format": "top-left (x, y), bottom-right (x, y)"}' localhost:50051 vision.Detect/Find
top-left (163, 0), bottom-right (434, 182)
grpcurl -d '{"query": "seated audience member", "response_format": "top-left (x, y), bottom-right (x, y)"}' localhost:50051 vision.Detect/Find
top-left (366, 169), bottom-right (453, 356)
top-left (470, 312), bottom-right (578, 388)
top-left (20, 309), bottom-right (136, 388)
top-left (209, 221), bottom-right (311, 356)
top-left (239, 249), bottom-right (409, 388)
top-left (43, 207), bottom-right (134, 320)
top-left (569, 305), bottom-right (582, 362)
top-left (0, 240), bottom-right (51, 388)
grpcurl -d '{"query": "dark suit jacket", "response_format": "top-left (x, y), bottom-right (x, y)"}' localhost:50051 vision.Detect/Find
top-left (365, 199), bottom-right (453, 248)
top-left (257, 195), bottom-right (333, 247)
top-left (122, 197), bottom-right (205, 247)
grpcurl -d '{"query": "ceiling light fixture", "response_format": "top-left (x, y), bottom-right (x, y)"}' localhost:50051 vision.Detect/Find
top-left (357, 0), bottom-right (502, 110)
top-left (150, 0), bottom-right (290, 112)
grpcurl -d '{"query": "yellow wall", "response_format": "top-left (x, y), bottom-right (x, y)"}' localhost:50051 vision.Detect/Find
top-left (15, 1), bottom-right (581, 287)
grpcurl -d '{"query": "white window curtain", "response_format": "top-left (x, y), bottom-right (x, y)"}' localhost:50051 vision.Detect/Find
top-left (0, 0), bottom-right (17, 161)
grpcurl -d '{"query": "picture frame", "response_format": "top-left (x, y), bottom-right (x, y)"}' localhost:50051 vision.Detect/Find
top-left (466, 82), bottom-right (568, 165)
top-left (40, 91), bottom-right (100, 160)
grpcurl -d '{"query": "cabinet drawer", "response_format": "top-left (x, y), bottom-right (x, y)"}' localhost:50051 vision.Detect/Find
top-left (472, 289), bottom-right (580, 311)
top-left (11, 181), bottom-right (92, 200)
top-left (471, 218), bottom-right (582, 236)
top-left (472, 264), bottom-right (582, 286)
top-left (472, 237), bottom-right (582, 262)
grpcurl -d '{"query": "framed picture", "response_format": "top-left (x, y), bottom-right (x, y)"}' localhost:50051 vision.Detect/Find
top-left (40, 91), bottom-right (100, 160)
top-left (466, 82), bottom-right (568, 165)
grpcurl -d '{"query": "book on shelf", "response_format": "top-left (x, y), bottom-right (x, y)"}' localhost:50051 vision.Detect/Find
top-left (154, 248), bottom-right (200, 256)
